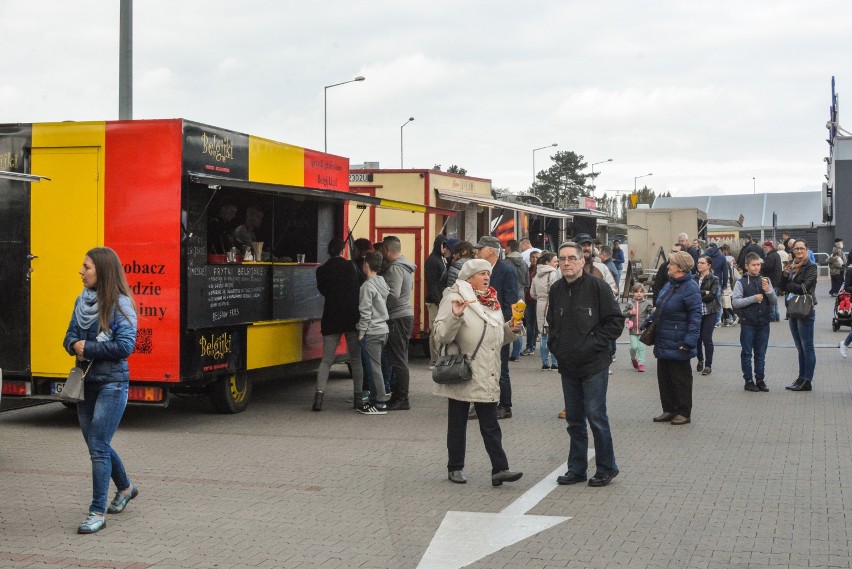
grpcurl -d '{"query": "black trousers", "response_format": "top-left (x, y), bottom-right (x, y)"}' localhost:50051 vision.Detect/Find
top-left (446, 399), bottom-right (509, 474)
top-left (657, 359), bottom-right (693, 418)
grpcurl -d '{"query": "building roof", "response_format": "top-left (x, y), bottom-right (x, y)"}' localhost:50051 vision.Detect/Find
top-left (652, 192), bottom-right (826, 230)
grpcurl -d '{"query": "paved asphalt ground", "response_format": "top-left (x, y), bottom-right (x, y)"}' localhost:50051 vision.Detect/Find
top-left (1, 277), bottom-right (851, 569)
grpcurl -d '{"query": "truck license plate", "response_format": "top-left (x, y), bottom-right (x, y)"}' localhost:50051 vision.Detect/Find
top-left (51, 382), bottom-right (65, 394)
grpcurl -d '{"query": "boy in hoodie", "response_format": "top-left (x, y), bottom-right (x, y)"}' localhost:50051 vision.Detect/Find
top-left (357, 251), bottom-right (391, 414)
top-left (382, 236), bottom-right (417, 410)
top-left (732, 252), bottom-right (777, 392)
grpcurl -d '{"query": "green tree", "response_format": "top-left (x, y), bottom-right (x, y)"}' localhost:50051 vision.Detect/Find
top-left (530, 150), bottom-right (595, 208)
top-left (431, 164), bottom-right (468, 175)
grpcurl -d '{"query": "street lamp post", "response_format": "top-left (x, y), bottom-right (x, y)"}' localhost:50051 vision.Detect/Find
top-left (753, 177), bottom-right (756, 194)
top-left (589, 158), bottom-right (613, 194)
top-left (634, 172), bottom-right (653, 192)
top-left (324, 75), bottom-right (365, 152)
top-left (532, 143), bottom-right (558, 186)
top-left (400, 117), bottom-right (414, 168)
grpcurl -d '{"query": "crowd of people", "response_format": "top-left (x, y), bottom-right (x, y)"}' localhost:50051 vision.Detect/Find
top-left (64, 230), bottom-right (848, 534)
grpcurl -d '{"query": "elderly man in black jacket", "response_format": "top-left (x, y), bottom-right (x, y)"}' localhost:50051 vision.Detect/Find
top-left (425, 235), bottom-right (449, 366)
top-left (547, 242), bottom-right (625, 488)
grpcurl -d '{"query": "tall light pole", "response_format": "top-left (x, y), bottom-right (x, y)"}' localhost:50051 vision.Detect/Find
top-left (324, 75), bottom-right (365, 152)
top-left (119, 0), bottom-right (132, 120)
top-left (634, 172), bottom-right (653, 192)
top-left (589, 158), bottom-right (613, 194)
top-left (532, 143), bottom-right (558, 186)
top-left (753, 177), bottom-right (756, 194)
top-left (400, 117), bottom-right (414, 168)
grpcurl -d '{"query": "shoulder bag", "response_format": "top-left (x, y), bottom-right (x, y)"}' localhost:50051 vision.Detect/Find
top-left (640, 283), bottom-right (680, 346)
top-left (432, 320), bottom-right (488, 385)
top-left (60, 360), bottom-right (93, 403)
top-left (787, 293), bottom-right (814, 319)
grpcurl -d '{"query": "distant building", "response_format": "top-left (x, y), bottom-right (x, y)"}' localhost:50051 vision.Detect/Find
top-left (652, 192), bottom-right (832, 252)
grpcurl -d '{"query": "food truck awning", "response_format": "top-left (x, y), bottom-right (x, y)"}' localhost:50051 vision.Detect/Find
top-left (190, 173), bottom-right (456, 216)
top-left (0, 170), bottom-right (50, 182)
top-left (436, 189), bottom-right (572, 219)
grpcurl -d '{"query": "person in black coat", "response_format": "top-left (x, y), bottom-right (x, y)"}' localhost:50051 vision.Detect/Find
top-left (312, 238), bottom-right (365, 411)
top-left (425, 235), bottom-right (449, 365)
top-left (737, 234), bottom-right (765, 270)
top-left (652, 243), bottom-right (683, 305)
top-left (778, 239), bottom-right (818, 392)
top-left (761, 240), bottom-right (783, 322)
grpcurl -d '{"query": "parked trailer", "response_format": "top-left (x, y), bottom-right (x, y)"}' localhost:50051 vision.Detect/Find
top-left (626, 207), bottom-right (708, 281)
top-left (0, 119), bottom-right (418, 412)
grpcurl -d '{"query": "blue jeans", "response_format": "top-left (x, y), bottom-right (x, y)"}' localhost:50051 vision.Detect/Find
top-left (697, 313), bottom-right (716, 366)
top-left (499, 344), bottom-right (511, 408)
top-left (540, 333), bottom-right (558, 367)
top-left (844, 330), bottom-right (852, 347)
top-left (77, 381), bottom-right (131, 514)
top-left (769, 288), bottom-right (780, 321)
top-left (511, 337), bottom-right (523, 359)
top-left (560, 368), bottom-right (617, 477)
top-left (788, 313), bottom-right (816, 381)
top-left (524, 300), bottom-right (537, 350)
top-left (739, 324), bottom-right (770, 382)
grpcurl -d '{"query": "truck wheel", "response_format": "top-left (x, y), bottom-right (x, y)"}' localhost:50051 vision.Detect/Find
top-left (209, 372), bottom-right (252, 413)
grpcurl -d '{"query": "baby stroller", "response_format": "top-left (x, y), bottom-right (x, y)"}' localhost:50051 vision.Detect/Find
top-left (833, 290), bottom-right (852, 332)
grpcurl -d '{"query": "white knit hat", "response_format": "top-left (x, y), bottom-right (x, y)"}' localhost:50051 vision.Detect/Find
top-left (457, 259), bottom-right (492, 282)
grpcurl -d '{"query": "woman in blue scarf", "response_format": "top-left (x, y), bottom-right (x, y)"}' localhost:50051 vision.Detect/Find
top-left (63, 247), bottom-right (138, 534)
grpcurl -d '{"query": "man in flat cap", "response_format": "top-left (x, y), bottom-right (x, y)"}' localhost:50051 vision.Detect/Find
top-left (474, 236), bottom-right (520, 419)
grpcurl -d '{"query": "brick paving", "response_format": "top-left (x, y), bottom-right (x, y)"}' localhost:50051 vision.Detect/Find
top-left (1, 277), bottom-right (850, 568)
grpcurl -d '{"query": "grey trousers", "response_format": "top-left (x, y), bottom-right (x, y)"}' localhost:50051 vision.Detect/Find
top-left (316, 331), bottom-right (364, 394)
top-left (386, 316), bottom-right (413, 399)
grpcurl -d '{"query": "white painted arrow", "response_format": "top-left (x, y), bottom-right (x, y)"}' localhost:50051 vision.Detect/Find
top-left (416, 450), bottom-right (594, 569)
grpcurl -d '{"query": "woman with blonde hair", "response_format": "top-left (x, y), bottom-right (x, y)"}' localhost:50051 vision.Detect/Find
top-left (64, 247), bottom-right (138, 534)
top-left (432, 259), bottom-right (524, 486)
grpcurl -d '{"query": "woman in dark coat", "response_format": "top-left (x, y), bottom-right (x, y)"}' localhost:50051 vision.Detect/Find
top-left (694, 256), bottom-right (720, 375)
top-left (642, 251), bottom-right (702, 425)
top-left (779, 239), bottom-right (818, 391)
top-left (313, 238), bottom-right (365, 411)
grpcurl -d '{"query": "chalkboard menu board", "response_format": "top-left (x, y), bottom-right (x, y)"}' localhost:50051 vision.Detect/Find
top-left (187, 264), bottom-right (271, 329)
top-left (272, 265), bottom-right (323, 320)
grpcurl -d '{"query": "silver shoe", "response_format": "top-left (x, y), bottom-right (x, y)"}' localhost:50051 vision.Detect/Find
top-left (448, 470), bottom-right (467, 484)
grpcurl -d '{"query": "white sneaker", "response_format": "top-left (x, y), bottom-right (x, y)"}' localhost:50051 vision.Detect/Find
top-left (840, 342), bottom-right (848, 359)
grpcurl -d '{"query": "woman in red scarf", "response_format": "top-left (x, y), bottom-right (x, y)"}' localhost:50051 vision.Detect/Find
top-left (431, 259), bottom-right (524, 486)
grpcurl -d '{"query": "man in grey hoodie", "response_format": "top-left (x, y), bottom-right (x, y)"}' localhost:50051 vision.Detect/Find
top-left (357, 251), bottom-right (391, 414)
top-left (382, 235), bottom-right (417, 410)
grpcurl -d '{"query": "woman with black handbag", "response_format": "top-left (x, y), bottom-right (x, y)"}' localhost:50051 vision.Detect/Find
top-left (779, 239), bottom-right (818, 391)
top-left (63, 247), bottom-right (138, 534)
top-left (431, 258), bottom-right (524, 486)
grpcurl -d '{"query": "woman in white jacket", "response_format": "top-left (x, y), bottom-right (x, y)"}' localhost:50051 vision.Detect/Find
top-left (432, 259), bottom-right (524, 487)
top-left (530, 252), bottom-right (560, 370)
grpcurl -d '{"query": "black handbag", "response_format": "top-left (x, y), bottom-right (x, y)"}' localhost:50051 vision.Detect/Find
top-left (639, 321), bottom-right (657, 346)
top-left (432, 322), bottom-right (488, 385)
top-left (787, 294), bottom-right (814, 319)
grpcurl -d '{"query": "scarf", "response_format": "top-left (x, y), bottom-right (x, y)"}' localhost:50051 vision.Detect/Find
top-left (474, 286), bottom-right (501, 312)
top-left (74, 288), bottom-right (99, 331)
top-left (788, 254), bottom-right (807, 276)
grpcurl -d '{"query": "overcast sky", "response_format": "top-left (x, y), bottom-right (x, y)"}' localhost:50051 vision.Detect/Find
top-left (1, 0), bottom-right (849, 199)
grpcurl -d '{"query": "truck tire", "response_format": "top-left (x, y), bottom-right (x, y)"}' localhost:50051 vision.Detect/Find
top-left (209, 372), bottom-right (252, 413)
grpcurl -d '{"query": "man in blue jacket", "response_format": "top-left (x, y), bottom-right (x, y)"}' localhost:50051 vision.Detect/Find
top-left (705, 242), bottom-right (728, 326)
top-left (474, 235), bottom-right (519, 419)
top-left (547, 242), bottom-right (625, 487)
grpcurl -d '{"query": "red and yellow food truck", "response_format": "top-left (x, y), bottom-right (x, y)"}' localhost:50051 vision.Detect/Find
top-left (0, 119), bottom-right (421, 412)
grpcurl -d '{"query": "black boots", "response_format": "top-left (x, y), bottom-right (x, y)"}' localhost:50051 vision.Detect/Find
top-left (312, 390), bottom-right (324, 411)
top-left (785, 378), bottom-right (812, 391)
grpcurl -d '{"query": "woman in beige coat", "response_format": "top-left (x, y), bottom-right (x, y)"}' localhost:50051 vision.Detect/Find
top-left (530, 252), bottom-right (560, 370)
top-left (432, 258), bottom-right (524, 486)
